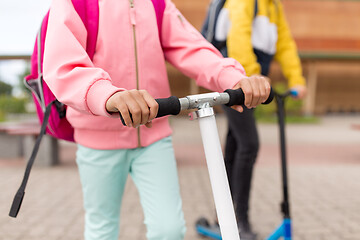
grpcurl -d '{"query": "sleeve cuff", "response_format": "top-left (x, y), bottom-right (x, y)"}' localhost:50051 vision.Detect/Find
top-left (86, 79), bottom-right (125, 117)
top-left (288, 76), bottom-right (306, 88)
top-left (218, 66), bottom-right (247, 91)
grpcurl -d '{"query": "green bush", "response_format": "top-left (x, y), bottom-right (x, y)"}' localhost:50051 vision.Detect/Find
top-left (254, 83), bottom-right (318, 124)
top-left (0, 95), bottom-right (28, 121)
top-left (0, 111), bottom-right (5, 122)
top-left (0, 81), bottom-right (13, 95)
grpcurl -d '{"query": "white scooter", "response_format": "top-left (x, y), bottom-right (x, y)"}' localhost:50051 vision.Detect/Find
top-left (120, 88), bottom-right (273, 240)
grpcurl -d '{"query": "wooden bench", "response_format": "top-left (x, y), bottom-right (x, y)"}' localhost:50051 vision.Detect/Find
top-left (0, 120), bottom-right (59, 166)
top-left (299, 51), bottom-right (360, 115)
top-left (0, 123), bottom-right (24, 159)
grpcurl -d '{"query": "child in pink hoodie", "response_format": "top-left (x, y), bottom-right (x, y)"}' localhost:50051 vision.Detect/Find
top-left (43, 0), bottom-right (271, 239)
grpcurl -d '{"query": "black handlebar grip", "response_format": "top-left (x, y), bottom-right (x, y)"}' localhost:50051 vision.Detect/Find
top-left (224, 87), bottom-right (274, 107)
top-left (119, 96), bottom-right (181, 126)
top-left (156, 96), bottom-right (181, 118)
top-left (263, 88), bottom-right (275, 104)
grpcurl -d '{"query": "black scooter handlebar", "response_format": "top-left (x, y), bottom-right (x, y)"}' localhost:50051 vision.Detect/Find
top-left (224, 88), bottom-right (274, 106)
top-left (120, 88), bottom-right (274, 126)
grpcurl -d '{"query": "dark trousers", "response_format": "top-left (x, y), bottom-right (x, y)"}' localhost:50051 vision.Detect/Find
top-left (222, 106), bottom-right (259, 222)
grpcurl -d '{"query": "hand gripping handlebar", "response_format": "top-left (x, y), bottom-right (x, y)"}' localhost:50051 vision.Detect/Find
top-left (120, 88), bottom-right (274, 125)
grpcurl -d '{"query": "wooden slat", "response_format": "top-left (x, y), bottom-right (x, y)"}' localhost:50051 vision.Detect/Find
top-left (0, 55), bottom-right (30, 60)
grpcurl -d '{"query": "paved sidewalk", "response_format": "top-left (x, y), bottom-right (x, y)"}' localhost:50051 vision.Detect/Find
top-left (0, 115), bottom-right (359, 240)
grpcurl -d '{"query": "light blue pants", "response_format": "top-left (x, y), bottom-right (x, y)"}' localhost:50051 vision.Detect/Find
top-left (76, 137), bottom-right (186, 240)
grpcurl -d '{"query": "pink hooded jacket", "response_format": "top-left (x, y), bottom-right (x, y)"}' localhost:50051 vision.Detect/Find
top-left (43, 0), bottom-right (246, 150)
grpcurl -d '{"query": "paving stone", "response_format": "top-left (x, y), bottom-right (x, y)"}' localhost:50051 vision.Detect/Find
top-left (1, 116), bottom-right (360, 239)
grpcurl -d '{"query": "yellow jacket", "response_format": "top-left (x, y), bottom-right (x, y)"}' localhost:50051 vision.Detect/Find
top-left (223, 0), bottom-right (306, 87)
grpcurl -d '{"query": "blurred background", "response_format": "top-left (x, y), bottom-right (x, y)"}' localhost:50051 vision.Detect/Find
top-left (0, 0), bottom-right (359, 239)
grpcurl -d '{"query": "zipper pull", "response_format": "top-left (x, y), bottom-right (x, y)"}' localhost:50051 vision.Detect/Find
top-left (129, 0), bottom-right (136, 25)
top-left (178, 14), bottom-right (184, 23)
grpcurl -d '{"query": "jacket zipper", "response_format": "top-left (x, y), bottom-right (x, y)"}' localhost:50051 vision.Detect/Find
top-left (129, 0), bottom-right (142, 147)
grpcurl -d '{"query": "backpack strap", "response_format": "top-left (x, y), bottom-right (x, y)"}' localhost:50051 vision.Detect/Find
top-left (9, 101), bottom-right (55, 218)
top-left (254, 0), bottom-right (258, 18)
top-left (72, 0), bottom-right (99, 60)
top-left (9, 0), bottom-right (99, 218)
top-left (151, 0), bottom-right (165, 39)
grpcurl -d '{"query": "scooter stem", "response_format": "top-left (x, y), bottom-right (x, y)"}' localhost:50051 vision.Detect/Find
top-left (191, 103), bottom-right (240, 240)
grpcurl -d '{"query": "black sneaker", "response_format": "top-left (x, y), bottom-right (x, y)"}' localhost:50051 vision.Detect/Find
top-left (238, 220), bottom-right (258, 240)
top-left (213, 219), bottom-right (257, 240)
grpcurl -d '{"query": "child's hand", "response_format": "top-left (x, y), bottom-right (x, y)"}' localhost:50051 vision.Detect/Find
top-left (231, 75), bottom-right (271, 112)
top-left (290, 85), bottom-right (307, 99)
top-left (106, 90), bottom-right (159, 128)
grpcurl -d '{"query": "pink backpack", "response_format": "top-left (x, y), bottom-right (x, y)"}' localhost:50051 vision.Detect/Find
top-left (10, 0), bottom-right (165, 218)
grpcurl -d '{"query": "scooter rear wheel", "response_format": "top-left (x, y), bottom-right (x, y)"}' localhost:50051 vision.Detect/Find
top-left (196, 217), bottom-right (210, 228)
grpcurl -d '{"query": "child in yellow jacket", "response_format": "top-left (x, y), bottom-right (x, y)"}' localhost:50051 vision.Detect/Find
top-left (208, 0), bottom-right (307, 239)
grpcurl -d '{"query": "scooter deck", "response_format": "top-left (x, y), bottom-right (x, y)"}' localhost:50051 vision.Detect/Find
top-left (195, 217), bottom-right (222, 240)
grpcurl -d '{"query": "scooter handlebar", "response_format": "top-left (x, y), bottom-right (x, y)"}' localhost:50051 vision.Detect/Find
top-left (224, 88), bottom-right (274, 106)
top-left (119, 88), bottom-right (274, 126)
top-left (156, 96), bottom-right (181, 118)
top-left (119, 96), bottom-right (181, 126)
